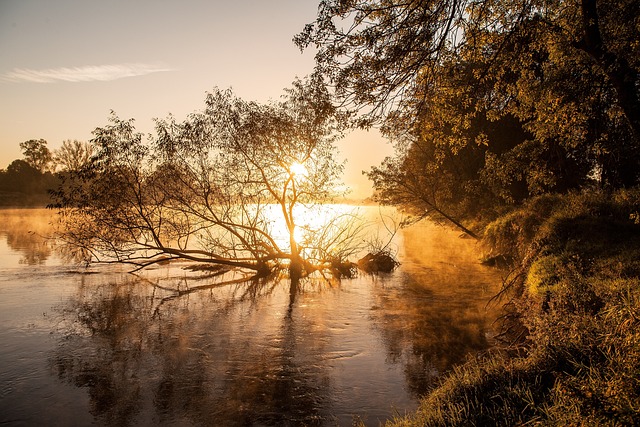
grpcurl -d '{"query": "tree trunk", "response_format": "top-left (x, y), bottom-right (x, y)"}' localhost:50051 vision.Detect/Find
top-left (289, 229), bottom-right (304, 281)
top-left (422, 198), bottom-right (479, 240)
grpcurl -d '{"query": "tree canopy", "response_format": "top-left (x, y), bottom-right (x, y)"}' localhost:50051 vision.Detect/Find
top-left (297, 0), bottom-right (640, 234)
top-left (19, 139), bottom-right (52, 173)
top-left (53, 139), bottom-right (95, 172)
top-left (52, 79), bottom-right (367, 279)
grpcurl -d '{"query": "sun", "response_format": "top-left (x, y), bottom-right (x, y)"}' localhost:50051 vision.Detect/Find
top-left (290, 161), bottom-right (308, 177)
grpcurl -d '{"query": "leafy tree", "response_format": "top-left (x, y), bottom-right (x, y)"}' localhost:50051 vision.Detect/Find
top-left (4, 159), bottom-right (41, 193)
top-left (52, 79), bottom-right (363, 279)
top-left (19, 139), bottom-right (52, 173)
top-left (297, 0), bottom-right (639, 137)
top-left (53, 139), bottom-right (95, 172)
top-left (298, 0), bottom-right (640, 233)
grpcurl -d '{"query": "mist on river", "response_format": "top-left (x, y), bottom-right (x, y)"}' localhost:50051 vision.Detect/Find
top-left (0, 207), bottom-right (502, 426)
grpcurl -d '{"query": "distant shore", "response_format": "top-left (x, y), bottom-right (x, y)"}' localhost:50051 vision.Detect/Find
top-left (0, 192), bottom-right (54, 208)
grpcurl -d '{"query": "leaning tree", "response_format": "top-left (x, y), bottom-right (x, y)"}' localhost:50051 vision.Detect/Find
top-left (52, 78), bottom-right (366, 280)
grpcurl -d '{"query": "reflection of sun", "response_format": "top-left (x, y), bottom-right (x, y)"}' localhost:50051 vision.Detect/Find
top-left (293, 226), bottom-right (304, 245)
top-left (264, 203), bottom-right (359, 250)
top-left (290, 162), bottom-right (307, 177)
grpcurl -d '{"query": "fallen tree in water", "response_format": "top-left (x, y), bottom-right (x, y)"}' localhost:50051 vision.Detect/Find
top-left (50, 79), bottom-right (389, 281)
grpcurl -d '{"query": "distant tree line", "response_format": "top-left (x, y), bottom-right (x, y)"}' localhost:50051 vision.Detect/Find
top-left (0, 139), bottom-right (94, 206)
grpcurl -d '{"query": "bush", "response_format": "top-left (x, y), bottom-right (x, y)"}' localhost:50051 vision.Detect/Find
top-left (389, 188), bottom-right (640, 426)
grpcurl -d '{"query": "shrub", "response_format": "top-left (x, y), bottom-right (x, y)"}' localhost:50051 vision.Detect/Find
top-left (389, 188), bottom-right (640, 426)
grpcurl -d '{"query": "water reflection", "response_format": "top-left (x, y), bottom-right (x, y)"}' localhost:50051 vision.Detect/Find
top-left (0, 209), bottom-right (54, 265)
top-left (50, 274), bottom-right (337, 426)
top-left (370, 279), bottom-right (496, 396)
top-left (370, 221), bottom-right (501, 396)
top-left (1, 208), bottom-right (503, 426)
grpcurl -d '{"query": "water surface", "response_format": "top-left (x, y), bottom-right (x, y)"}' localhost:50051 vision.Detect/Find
top-left (0, 208), bottom-right (502, 426)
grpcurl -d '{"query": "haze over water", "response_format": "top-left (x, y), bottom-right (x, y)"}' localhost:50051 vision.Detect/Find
top-left (0, 207), bottom-right (502, 426)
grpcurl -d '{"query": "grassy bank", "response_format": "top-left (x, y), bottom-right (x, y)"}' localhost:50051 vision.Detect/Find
top-left (388, 189), bottom-right (640, 426)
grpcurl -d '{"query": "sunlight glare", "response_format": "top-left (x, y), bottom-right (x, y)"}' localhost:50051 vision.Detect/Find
top-left (290, 162), bottom-right (307, 177)
top-left (263, 203), bottom-right (364, 255)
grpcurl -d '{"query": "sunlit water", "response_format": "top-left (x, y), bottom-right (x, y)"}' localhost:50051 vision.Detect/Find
top-left (0, 208), bottom-right (503, 426)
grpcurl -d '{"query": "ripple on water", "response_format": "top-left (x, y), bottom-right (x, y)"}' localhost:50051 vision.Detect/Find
top-left (0, 208), bottom-right (504, 426)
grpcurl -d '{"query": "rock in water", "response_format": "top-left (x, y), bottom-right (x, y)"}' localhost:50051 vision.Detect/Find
top-left (357, 252), bottom-right (398, 273)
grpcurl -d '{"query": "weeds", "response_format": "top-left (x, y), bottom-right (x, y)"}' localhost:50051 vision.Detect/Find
top-left (388, 188), bottom-right (640, 426)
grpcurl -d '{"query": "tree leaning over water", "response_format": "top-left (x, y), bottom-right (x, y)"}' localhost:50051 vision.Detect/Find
top-left (51, 78), bottom-right (364, 279)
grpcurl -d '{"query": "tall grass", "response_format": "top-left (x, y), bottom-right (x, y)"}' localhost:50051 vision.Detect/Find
top-left (388, 188), bottom-right (640, 426)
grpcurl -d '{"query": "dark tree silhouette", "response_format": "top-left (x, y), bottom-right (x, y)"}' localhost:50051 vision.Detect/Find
top-left (19, 139), bottom-right (52, 173)
top-left (298, 0), bottom-right (640, 233)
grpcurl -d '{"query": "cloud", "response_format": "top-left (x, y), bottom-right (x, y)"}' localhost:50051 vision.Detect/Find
top-left (2, 63), bottom-right (173, 83)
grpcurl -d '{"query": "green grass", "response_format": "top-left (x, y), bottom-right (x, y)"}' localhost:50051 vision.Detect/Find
top-left (387, 188), bottom-right (640, 426)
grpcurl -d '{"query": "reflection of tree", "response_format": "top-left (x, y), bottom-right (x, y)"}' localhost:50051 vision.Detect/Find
top-left (50, 280), bottom-right (151, 424)
top-left (0, 209), bottom-right (53, 265)
top-left (369, 223), bottom-right (502, 397)
top-left (370, 281), bottom-right (495, 397)
top-left (50, 274), bottom-right (333, 426)
top-left (151, 298), bottom-right (329, 426)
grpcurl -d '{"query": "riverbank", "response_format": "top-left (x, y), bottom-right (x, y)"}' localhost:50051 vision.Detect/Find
top-left (388, 188), bottom-right (640, 426)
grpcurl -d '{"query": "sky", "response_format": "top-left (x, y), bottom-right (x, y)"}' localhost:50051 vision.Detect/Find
top-left (0, 0), bottom-right (394, 199)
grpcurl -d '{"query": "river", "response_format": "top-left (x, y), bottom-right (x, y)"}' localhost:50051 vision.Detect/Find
top-left (0, 207), bottom-right (502, 426)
